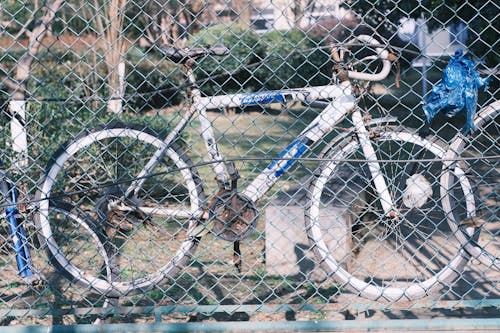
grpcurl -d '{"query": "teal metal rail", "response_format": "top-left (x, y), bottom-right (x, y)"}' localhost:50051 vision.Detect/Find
top-left (2, 318), bottom-right (500, 333)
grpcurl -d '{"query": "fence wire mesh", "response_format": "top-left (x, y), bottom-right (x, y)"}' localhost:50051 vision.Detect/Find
top-left (0, 0), bottom-right (498, 329)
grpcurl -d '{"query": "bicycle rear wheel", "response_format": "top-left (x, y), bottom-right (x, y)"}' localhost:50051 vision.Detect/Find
top-left (39, 201), bottom-right (112, 283)
top-left (441, 101), bottom-right (499, 270)
top-left (306, 126), bottom-right (472, 301)
top-left (35, 122), bottom-right (204, 296)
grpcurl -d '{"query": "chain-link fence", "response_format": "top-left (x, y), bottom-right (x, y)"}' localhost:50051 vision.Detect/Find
top-left (0, 0), bottom-right (498, 330)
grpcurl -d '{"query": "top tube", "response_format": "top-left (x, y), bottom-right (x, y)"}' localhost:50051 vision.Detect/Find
top-left (197, 83), bottom-right (352, 110)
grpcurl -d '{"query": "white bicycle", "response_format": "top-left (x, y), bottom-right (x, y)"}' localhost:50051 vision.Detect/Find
top-left (35, 35), bottom-right (475, 301)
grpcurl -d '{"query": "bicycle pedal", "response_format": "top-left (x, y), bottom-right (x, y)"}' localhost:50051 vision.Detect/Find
top-left (116, 221), bottom-right (135, 233)
top-left (105, 208), bottom-right (148, 233)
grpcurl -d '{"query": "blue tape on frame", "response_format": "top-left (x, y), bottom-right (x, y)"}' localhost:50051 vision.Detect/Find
top-left (267, 139), bottom-right (308, 178)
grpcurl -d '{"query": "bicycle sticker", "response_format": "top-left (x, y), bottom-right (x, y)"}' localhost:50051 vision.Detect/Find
top-left (240, 91), bottom-right (286, 106)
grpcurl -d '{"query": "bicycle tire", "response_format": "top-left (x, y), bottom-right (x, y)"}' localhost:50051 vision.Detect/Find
top-left (35, 122), bottom-right (205, 296)
top-left (441, 101), bottom-right (499, 270)
top-left (306, 126), bottom-right (472, 301)
top-left (40, 200), bottom-right (113, 281)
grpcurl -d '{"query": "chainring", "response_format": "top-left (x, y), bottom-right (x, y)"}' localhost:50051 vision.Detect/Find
top-left (208, 190), bottom-right (258, 242)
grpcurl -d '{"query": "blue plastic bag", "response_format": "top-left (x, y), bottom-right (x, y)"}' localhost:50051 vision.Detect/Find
top-left (423, 50), bottom-right (489, 134)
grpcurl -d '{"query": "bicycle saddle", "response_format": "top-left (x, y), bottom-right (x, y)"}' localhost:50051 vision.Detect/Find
top-left (159, 45), bottom-right (229, 64)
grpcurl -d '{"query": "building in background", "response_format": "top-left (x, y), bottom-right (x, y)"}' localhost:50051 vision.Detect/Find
top-left (249, 0), bottom-right (352, 32)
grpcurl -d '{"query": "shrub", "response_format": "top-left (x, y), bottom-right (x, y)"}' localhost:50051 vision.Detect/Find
top-left (125, 46), bottom-right (185, 112)
top-left (187, 26), bottom-right (333, 94)
top-left (0, 49), bottom-right (180, 178)
top-left (187, 24), bottom-right (265, 95)
top-left (255, 29), bottom-right (332, 90)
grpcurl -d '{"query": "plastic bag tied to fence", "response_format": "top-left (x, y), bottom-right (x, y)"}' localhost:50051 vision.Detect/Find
top-left (423, 50), bottom-right (489, 134)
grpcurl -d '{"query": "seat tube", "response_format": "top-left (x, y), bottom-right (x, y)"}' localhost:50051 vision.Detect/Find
top-left (351, 109), bottom-right (395, 215)
top-left (190, 69), bottom-right (229, 187)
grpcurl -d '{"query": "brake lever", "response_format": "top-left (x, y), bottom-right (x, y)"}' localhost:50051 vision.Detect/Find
top-left (331, 45), bottom-right (349, 83)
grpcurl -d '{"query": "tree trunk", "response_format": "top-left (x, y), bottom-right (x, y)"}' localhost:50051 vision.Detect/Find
top-left (232, 0), bottom-right (252, 26)
top-left (103, 0), bottom-right (127, 113)
top-left (107, 61), bottom-right (126, 114)
top-left (10, 0), bottom-right (64, 169)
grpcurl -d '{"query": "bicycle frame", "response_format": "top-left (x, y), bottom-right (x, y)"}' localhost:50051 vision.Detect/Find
top-left (124, 69), bottom-right (396, 217)
top-left (121, 34), bottom-right (396, 219)
top-left (201, 81), bottom-right (358, 202)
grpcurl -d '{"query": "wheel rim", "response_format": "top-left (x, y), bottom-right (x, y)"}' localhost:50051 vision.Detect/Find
top-left (307, 130), bottom-right (471, 301)
top-left (441, 103), bottom-right (499, 270)
top-left (37, 127), bottom-right (202, 296)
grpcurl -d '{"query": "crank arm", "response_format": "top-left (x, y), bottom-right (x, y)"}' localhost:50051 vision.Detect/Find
top-left (108, 201), bottom-right (205, 220)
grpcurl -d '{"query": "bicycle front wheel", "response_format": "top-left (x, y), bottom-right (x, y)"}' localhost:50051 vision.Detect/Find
top-left (35, 122), bottom-right (205, 296)
top-left (306, 126), bottom-right (472, 301)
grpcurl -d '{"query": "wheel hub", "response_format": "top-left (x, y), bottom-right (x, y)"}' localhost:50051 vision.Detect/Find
top-left (96, 186), bottom-right (147, 235)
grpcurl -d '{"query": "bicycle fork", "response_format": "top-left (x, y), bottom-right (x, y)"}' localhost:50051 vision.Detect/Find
top-left (0, 174), bottom-right (37, 282)
top-left (351, 109), bottom-right (397, 218)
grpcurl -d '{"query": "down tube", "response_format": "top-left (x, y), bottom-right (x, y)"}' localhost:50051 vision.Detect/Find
top-left (242, 94), bottom-right (356, 203)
